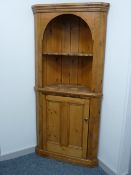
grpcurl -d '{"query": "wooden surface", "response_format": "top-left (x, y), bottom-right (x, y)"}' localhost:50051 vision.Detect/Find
top-left (32, 3), bottom-right (109, 13)
top-left (35, 84), bottom-right (102, 98)
top-left (32, 2), bottom-right (109, 167)
top-left (44, 95), bottom-right (89, 159)
top-left (42, 55), bottom-right (93, 89)
top-left (43, 52), bottom-right (93, 57)
top-left (87, 98), bottom-right (101, 159)
top-left (42, 15), bottom-right (93, 89)
top-left (36, 147), bottom-right (98, 167)
top-left (43, 14), bottom-right (93, 55)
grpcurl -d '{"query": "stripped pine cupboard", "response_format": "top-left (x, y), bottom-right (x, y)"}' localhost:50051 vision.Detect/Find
top-left (32, 3), bottom-right (109, 167)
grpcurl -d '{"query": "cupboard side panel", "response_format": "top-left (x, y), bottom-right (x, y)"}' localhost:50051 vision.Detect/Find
top-left (91, 13), bottom-right (108, 92)
top-left (87, 98), bottom-right (101, 159)
top-left (36, 92), bottom-right (43, 149)
top-left (34, 14), bottom-right (43, 88)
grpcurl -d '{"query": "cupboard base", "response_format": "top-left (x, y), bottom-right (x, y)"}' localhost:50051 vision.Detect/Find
top-left (35, 146), bottom-right (98, 167)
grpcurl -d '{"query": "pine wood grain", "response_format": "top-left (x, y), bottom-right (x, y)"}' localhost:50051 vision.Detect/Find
top-left (33, 3), bottom-right (109, 167)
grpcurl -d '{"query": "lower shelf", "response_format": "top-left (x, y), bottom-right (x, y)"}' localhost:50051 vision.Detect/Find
top-left (36, 147), bottom-right (98, 167)
top-left (35, 84), bottom-right (102, 98)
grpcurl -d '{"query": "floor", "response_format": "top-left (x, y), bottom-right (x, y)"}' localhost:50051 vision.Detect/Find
top-left (0, 153), bottom-right (107, 175)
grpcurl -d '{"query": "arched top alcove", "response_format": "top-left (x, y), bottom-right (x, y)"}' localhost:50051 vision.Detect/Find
top-left (42, 14), bottom-right (93, 55)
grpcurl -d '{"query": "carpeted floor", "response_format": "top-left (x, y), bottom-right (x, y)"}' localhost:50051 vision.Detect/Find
top-left (0, 153), bottom-right (107, 175)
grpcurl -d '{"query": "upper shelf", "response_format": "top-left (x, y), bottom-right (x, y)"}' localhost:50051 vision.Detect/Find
top-left (35, 84), bottom-right (102, 98)
top-left (43, 52), bottom-right (93, 57)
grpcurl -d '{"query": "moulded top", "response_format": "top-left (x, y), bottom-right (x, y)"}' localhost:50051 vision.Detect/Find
top-left (32, 2), bottom-right (110, 14)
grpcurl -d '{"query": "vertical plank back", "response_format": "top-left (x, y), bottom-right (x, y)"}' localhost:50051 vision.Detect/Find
top-left (42, 14), bottom-right (93, 88)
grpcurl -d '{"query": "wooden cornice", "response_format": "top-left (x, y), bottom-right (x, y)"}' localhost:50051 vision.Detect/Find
top-left (32, 3), bottom-right (110, 14)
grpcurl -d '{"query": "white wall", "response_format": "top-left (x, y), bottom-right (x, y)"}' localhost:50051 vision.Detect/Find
top-left (0, 1), bottom-right (36, 154)
top-left (98, 1), bottom-right (131, 174)
top-left (117, 64), bottom-right (131, 175)
top-left (0, 0), bottom-right (131, 175)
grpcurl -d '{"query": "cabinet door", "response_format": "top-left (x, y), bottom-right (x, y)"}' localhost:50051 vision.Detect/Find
top-left (45, 95), bottom-right (89, 159)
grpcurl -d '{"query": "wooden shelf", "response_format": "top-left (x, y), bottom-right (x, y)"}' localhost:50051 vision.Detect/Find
top-left (35, 84), bottom-right (102, 98)
top-left (43, 52), bottom-right (93, 57)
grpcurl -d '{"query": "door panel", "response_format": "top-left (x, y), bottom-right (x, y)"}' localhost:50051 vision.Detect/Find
top-left (69, 104), bottom-right (83, 147)
top-left (45, 95), bottom-right (89, 159)
top-left (60, 102), bottom-right (69, 146)
top-left (47, 101), bottom-right (60, 143)
top-left (47, 142), bottom-right (82, 158)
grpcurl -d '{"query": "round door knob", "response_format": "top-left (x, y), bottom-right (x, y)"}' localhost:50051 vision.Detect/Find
top-left (84, 117), bottom-right (88, 121)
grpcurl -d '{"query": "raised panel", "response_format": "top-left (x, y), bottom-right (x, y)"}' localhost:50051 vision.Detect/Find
top-left (47, 100), bottom-right (60, 143)
top-left (69, 104), bottom-right (83, 147)
top-left (60, 102), bottom-right (69, 146)
top-left (47, 142), bottom-right (82, 158)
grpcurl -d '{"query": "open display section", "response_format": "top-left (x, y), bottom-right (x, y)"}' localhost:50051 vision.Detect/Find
top-left (42, 14), bottom-right (93, 94)
top-left (42, 55), bottom-right (93, 91)
top-left (43, 14), bottom-right (93, 55)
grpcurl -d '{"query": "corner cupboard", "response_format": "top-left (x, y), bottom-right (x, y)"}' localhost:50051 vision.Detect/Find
top-left (32, 2), bottom-right (109, 167)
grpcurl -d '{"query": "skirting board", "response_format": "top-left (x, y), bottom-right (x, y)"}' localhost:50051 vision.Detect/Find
top-left (99, 159), bottom-right (128, 175)
top-left (99, 159), bottom-right (117, 175)
top-left (0, 147), bottom-right (35, 161)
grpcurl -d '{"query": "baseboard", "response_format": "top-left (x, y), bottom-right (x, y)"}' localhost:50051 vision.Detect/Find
top-left (0, 146), bottom-right (35, 161)
top-left (99, 159), bottom-right (129, 175)
top-left (99, 159), bottom-right (117, 175)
